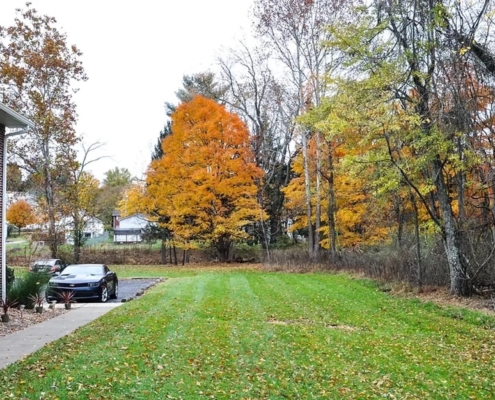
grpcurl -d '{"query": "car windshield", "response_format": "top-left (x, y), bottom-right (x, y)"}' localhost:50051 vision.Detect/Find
top-left (61, 266), bottom-right (104, 276)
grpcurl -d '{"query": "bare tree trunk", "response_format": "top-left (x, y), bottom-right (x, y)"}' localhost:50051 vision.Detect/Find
top-left (327, 150), bottom-right (337, 254)
top-left (216, 238), bottom-right (233, 262)
top-left (73, 213), bottom-right (81, 263)
top-left (161, 240), bottom-right (167, 264)
top-left (44, 168), bottom-right (58, 258)
top-left (433, 159), bottom-right (469, 296)
top-left (302, 128), bottom-right (314, 257)
top-left (410, 191), bottom-right (422, 289)
top-left (314, 132), bottom-right (322, 258)
top-left (258, 193), bottom-right (271, 262)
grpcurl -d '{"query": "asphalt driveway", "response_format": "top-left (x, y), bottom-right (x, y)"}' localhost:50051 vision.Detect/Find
top-left (107, 278), bottom-right (162, 303)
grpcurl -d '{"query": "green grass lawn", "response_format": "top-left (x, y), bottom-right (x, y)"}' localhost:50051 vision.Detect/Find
top-left (1, 267), bottom-right (495, 399)
top-left (6, 237), bottom-right (30, 251)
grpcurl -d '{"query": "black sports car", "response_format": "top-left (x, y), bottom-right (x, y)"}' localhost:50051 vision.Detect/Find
top-left (46, 264), bottom-right (118, 303)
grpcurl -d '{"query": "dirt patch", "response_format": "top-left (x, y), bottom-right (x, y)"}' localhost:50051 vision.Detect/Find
top-left (267, 318), bottom-right (358, 332)
top-left (267, 319), bottom-right (289, 325)
top-left (325, 324), bottom-right (359, 332)
top-left (267, 317), bottom-right (315, 326)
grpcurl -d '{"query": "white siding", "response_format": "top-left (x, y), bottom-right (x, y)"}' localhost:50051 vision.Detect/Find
top-left (113, 214), bottom-right (149, 243)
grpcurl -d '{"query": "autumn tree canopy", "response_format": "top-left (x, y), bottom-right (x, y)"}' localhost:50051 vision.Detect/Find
top-left (152, 72), bottom-right (227, 161)
top-left (95, 167), bottom-right (133, 230)
top-left (311, 0), bottom-right (495, 296)
top-left (253, 0), bottom-right (350, 258)
top-left (63, 169), bottom-right (100, 262)
top-left (0, 4), bottom-right (87, 257)
top-left (7, 200), bottom-right (36, 235)
top-left (146, 95), bottom-right (264, 261)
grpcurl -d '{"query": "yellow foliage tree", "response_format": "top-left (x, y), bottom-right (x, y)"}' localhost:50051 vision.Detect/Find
top-left (283, 133), bottom-right (392, 249)
top-left (118, 183), bottom-right (146, 218)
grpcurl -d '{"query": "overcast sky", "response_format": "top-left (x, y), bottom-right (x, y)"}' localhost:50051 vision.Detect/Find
top-left (0, 0), bottom-right (255, 181)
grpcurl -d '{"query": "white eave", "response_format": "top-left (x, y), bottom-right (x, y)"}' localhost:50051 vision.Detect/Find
top-left (0, 102), bottom-right (35, 129)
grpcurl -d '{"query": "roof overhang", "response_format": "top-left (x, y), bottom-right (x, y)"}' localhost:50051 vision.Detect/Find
top-left (0, 102), bottom-right (35, 129)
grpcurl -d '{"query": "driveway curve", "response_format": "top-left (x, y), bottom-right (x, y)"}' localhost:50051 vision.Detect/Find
top-left (108, 278), bottom-right (163, 303)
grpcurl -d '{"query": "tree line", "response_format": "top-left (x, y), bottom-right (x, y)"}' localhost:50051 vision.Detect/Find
top-left (127, 0), bottom-right (495, 296)
top-left (3, 2), bottom-right (495, 296)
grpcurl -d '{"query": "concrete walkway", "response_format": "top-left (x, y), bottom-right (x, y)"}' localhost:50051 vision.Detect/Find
top-left (0, 302), bottom-right (122, 369)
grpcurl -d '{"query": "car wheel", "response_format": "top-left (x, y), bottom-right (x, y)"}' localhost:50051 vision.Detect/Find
top-left (110, 281), bottom-right (118, 299)
top-left (100, 285), bottom-right (108, 303)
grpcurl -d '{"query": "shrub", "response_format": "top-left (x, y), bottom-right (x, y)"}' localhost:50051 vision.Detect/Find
top-left (7, 272), bottom-right (50, 309)
top-left (6, 267), bottom-right (15, 288)
top-left (262, 239), bottom-right (451, 287)
top-left (269, 234), bottom-right (297, 249)
top-left (56, 245), bottom-right (76, 265)
top-left (233, 242), bottom-right (262, 262)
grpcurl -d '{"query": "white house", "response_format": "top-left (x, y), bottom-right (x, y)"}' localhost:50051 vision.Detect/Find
top-left (83, 216), bottom-right (105, 238)
top-left (64, 216), bottom-right (105, 244)
top-left (67, 216), bottom-right (104, 243)
top-left (112, 212), bottom-right (149, 243)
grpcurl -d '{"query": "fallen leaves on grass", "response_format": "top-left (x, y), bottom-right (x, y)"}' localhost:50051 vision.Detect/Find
top-left (266, 318), bottom-right (358, 331)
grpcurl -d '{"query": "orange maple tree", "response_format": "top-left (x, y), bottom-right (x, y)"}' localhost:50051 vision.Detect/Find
top-left (146, 95), bottom-right (264, 261)
top-left (6, 200), bottom-right (36, 235)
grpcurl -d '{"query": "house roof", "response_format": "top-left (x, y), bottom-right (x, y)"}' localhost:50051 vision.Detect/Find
top-left (119, 213), bottom-right (148, 222)
top-left (86, 216), bottom-right (104, 223)
top-left (0, 102), bottom-right (34, 128)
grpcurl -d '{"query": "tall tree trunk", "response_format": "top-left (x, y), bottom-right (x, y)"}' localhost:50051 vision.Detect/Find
top-left (395, 195), bottom-right (404, 248)
top-left (456, 137), bottom-right (466, 223)
top-left (173, 243), bottom-right (177, 265)
top-left (314, 132), bottom-right (322, 258)
top-left (217, 237), bottom-right (233, 262)
top-left (73, 214), bottom-right (81, 263)
top-left (327, 150), bottom-right (337, 254)
top-left (433, 159), bottom-right (469, 296)
top-left (302, 129), bottom-right (314, 257)
top-left (45, 169), bottom-right (58, 258)
top-left (161, 240), bottom-right (167, 264)
top-left (410, 191), bottom-right (422, 289)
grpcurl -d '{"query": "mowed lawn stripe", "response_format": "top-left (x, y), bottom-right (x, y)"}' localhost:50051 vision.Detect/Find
top-left (1, 269), bottom-right (495, 399)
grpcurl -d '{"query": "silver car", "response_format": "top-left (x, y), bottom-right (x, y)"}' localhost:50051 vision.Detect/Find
top-left (29, 259), bottom-right (66, 275)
